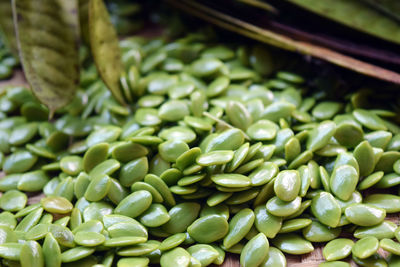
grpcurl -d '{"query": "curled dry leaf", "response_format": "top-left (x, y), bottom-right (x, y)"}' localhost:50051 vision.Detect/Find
top-left (12, 0), bottom-right (80, 115)
top-left (167, 0), bottom-right (400, 85)
top-left (285, 0), bottom-right (400, 45)
top-left (89, 0), bottom-right (126, 105)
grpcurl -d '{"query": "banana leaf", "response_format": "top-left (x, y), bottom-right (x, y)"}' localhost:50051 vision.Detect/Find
top-left (166, 0), bottom-right (400, 84)
top-left (12, 0), bottom-right (80, 115)
top-left (284, 0), bottom-right (400, 45)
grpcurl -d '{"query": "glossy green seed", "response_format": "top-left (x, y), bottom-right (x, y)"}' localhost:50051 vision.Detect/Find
top-left (86, 126), bottom-right (121, 147)
top-left (119, 157), bottom-right (148, 187)
top-left (168, 81), bottom-right (195, 99)
top-left (357, 171), bottom-right (384, 190)
top-left (272, 233), bottom-right (314, 255)
top-left (144, 174), bottom-right (176, 207)
top-left (353, 141), bottom-right (375, 177)
top-left (364, 194), bottom-right (400, 213)
top-left (353, 109), bottom-right (387, 131)
top-left (159, 126), bottom-right (196, 143)
top-left (354, 221), bottom-right (397, 239)
top-left (9, 123), bottom-right (38, 146)
top-left (134, 108), bottom-right (161, 126)
top-left (380, 238), bottom-right (400, 255)
top-left (115, 190), bottom-right (152, 218)
top-left (139, 204), bottom-right (170, 227)
top-left (319, 261), bottom-right (350, 267)
top-left (302, 221), bottom-right (341, 242)
top-left (0, 190), bottom-right (26, 212)
top-left (15, 207), bottom-right (43, 232)
top-left (223, 209), bottom-right (255, 249)
top-left (160, 247), bottom-right (190, 267)
top-left (226, 101), bottom-right (252, 130)
top-left (266, 196), bottom-right (301, 217)
top-left (131, 182), bottom-right (163, 203)
top-left (311, 192), bottom-right (341, 228)
top-left (159, 233), bottom-right (186, 251)
top-left (274, 170), bottom-right (301, 202)
top-left (112, 142), bottom-right (148, 163)
top-left (323, 238), bottom-right (354, 261)
top-left (60, 156), bottom-right (83, 176)
top-left (206, 76), bottom-right (230, 97)
top-left (0, 212), bottom-right (17, 229)
top-left (61, 247), bottom-right (95, 263)
top-left (330, 165), bottom-right (358, 201)
top-left (352, 236), bottom-right (379, 259)
top-left (104, 236), bottom-right (147, 247)
top-left (239, 233), bottom-right (269, 267)
top-left (21, 241), bottom-right (44, 267)
top-left (89, 159), bottom-right (120, 177)
top-left (365, 130), bottom-right (392, 149)
top-left (247, 120), bottom-right (278, 141)
top-left (279, 218), bottom-right (312, 234)
top-left (159, 140), bottom-right (189, 162)
top-left (74, 231), bottom-right (105, 247)
top-left (43, 233), bottom-right (61, 267)
top-left (345, 204), bottom-right (385, 226)
top-left (158, 100), bottom-right (190, 122)
top-left (0, 243), bottom-right (23, 260)
top-left (260, 246), bottom-right (286, 267)
top-left (84, 173), bottom-right (111, 202)
top-left (375, 151), bottom-right (400, 173)
top-left (190, 57), bottom-right (223, 77)
top-left (40, 196), bottom-right (73, 214)
top-left (117, 257), bottom-right (149, 267)
top-left (204, 128), bottom-right (244, 152)
top-left (188, 215), bottom-right (229, 243)
top-left (18, 170), bottom-right (49, 192)
top-left (3, 150), bottom-right (38, 174)
top-left (261, 101), bottom-right (295, 122)
top-left (187, 244), bottom-right (219, 266)
top-left (138, 95), bottom-right (164, 108)
top-left (48, 224), bottom-right (75, 247)
top-left (306, 121), bottom-right (336, 151)
top-left (211, 173), bottom-right (251, 188)
top-left (196, 150), bottom-right (234, 166)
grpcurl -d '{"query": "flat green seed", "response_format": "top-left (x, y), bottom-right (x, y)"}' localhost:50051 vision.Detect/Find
top-left (354, 221), bottom-right (397, 239)
top-left (353, 141), bottom-right (375, 177)
top-left (235, 158), bottom-right (264, 174)
top-left (364, 194), bottom-right (400, 213)
top-left (254, 205), bottom-right (282, 239)
top-left (319, 261), bottom-right (351, 267)
top-left (177, 174), bottom-right (205, 187)
top-left (323, 238), bottom-right (354, 261)
top-left (14, 203), bottom-right (41, 218)
top-left (74, 231), bottom-right (105, 247)
top-left (160, 247), bottom-right (190, 267)
top-left (18, 170), bottom-right (49, 192)
top-left (115, 190), bottom-right (152, 218)
top-left (15, 207), bottom-right (43, 232)
top-left (188, 215), bottom-right (229, 243)
top-left (274, 170), bottom-right (301, 202)
top-left (211, 173), bottom-right (251, 188)
top-left (159, 140), bottom-right (189, 162)
top-left (334, 122), bottom-right (364, 148)
top-left (260, 101), bottom-right (296, 122)
top-left (119, 157), bottom-right (148, 187)
top-left (20, 241), bottom-right (43, 267)
top-left (168, 81), bottom-right (195, 99)
top-left (72, 220), bottom-right (103, 234)
top-left (352, 236), bottom-right (379, 259)
top-left (223, 209), bottom-right (255, 249)
top-left (345, 204), bottom-right (385, 226)
top-left (159, 233), bottom-right (186, 251)
top-left (380, 238), bottom-right (400, 255)
top-left (158, 100), bottom-right (190, 122)
top-left (261, 246), bottom-right (286, 267)
top-left (40, 196), bottom-right (73, 214)
top-left (3, 150), bottom-right (38, 174)
top-left (0, 212), bottom-right (17, 229)
top-left (139, 204), bottom-right (170, 227)
top-left (200, 204), bottom-right (230, 220)
top-left (311, 192), bottom-right (341, 228)
top-left (104, 236), bottom-right (147, 247)
top-left (375, 151), bottom-right (400, 173)
top-left (112, 142), bottom-right (148, 163)
top-left (312, 102), bottom-right (342, 120)
top-left (48, 224), bottom-right (75, 248)
top-left (306, 121), bottom-right (336, 151)
top-left (187, 244), bottom-right (219, 266)
top-left (249, 162), bottom-right (278, 187)
top-left (357, 171), bottom-right (384, 190)
top-left (107, 221), bottom-right (147, 239)
top-left (0, 174), bottom-right (20, 191)
top-left (353, 109), bottom-right (387, 131)
top-left (131, 182), bottom-right (163, 203)
top-left (89, 159), bottom-right (120, 178)
top-left (0, 190), bottom-right (27, 212)
top-left (226, 101), bottom-right (252, 130)
top-left (144, 174), bottom-right (176, 207)
top-left (204, 128), bottom-right (244, 152)
top-left (60, 156), bottom-right (83, 176)
top-left (43, 233), bottom-right (61, 267)
top-left (365, 130), bottom-right (392, 150)
top-left (9, 123), bottom-right (38, 146)
top-left (271, 233), bottom-right (314, 255)
top-left (330, 165), bottom-right (359, 201)
top-left (190, 57), bottom-right (223, 77)
top-left (206, 76), bottom-right (230, 97)
top-left (196, 150), bottom-right (234, 166)
top-left (117, 257), bottom-right (149, 267)
top-left (138, 95), bottom-right (164, 108)
top-left (279, 218), bottom-right (312, 234)
top-left (86, 126), bottom-right (121, 147)
top-left (246, 120), bottom-right (278, 141)
top-left (0, 243), bottom-right (23, 260)
top-left (84, 173), bottom-right (111, 202)
top-left (302, 221), bottom-right (341, 242)
top-left (61, 247), bottom-right (95, 263)
top-left (26, 144), bottom-right (56, 159)
top-left (134, 108), bottom-right (161, 126)
top-left (266, 196), bottom-right (301, 217)
top-left (240, 233), bottom-right (269, 267)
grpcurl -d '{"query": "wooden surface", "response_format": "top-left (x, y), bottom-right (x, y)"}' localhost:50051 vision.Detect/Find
top-left (2, 70), bottom-right (396, 267)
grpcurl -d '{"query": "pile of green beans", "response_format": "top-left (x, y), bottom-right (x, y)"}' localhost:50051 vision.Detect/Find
top-left (1, 33), bottom-right (400, 267)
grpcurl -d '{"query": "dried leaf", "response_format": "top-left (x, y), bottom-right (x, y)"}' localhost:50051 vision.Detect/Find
top-left (79, 0), bottom-right (90, 44)
top-left (0, 0), bottom-right (18, 56)
top-left (167, 0), bottom-right (400, 84)
top-left (285, 0), bottom-right (400, 45)
top-left (89, 0), bottom-right (126, 105)
top-left (12, 0), bottom-right (80, 115)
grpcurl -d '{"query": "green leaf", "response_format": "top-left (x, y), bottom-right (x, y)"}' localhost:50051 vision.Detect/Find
top-left (79, 0), bottom-right (90, 45)
top-left (167, 0), bottom-right (400, 85)
top-left (361, 0), bottom-right (400, 22)
top-left (12, 0), bottom-right (80, 115)
top-left (89, 0), bottom-right (126, 105)
top-left (285, 0), bottom-right (400, 45)
top-left (0, 0), bottom-right (18, 56)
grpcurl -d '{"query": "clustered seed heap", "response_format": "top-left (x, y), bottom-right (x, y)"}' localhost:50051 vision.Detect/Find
top-left (1, 33), bottom-right (400, 267)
